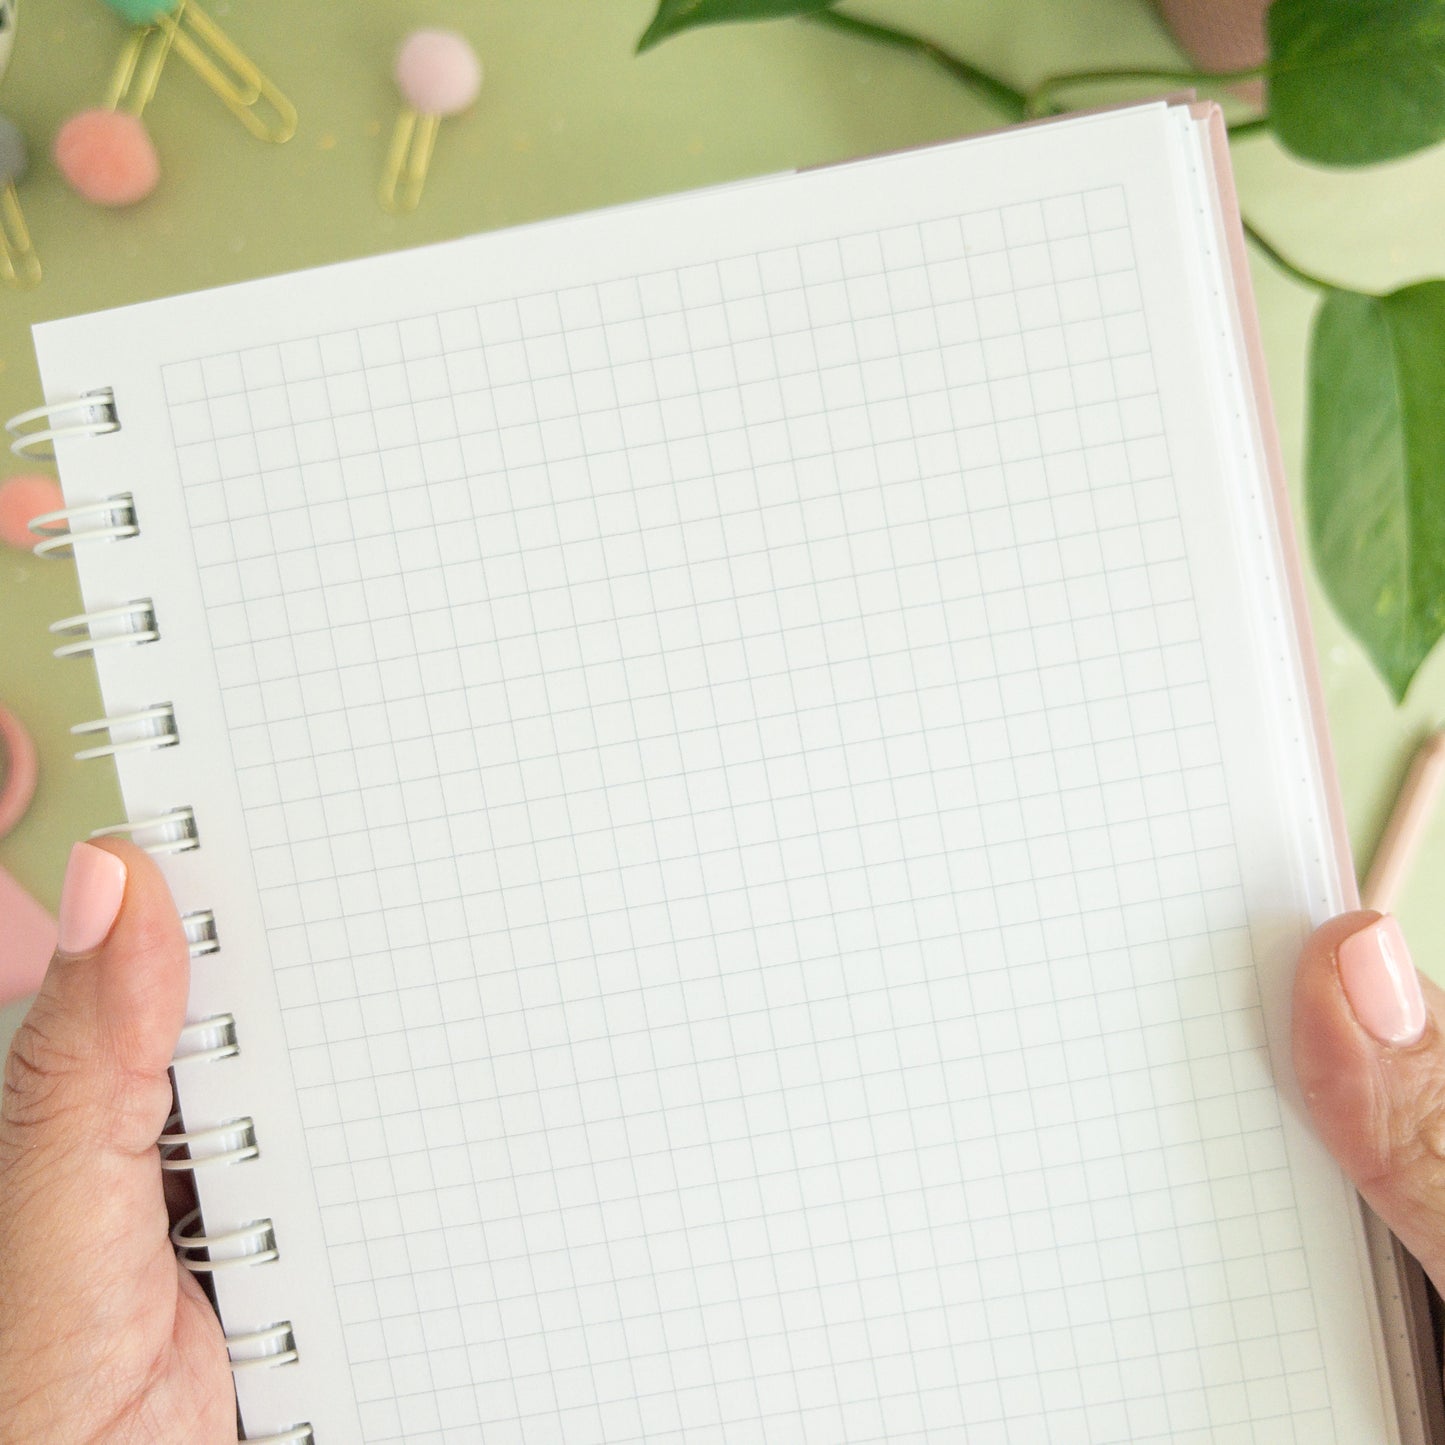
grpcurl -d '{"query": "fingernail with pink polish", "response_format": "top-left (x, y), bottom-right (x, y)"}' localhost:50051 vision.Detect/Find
top-left (1338, 914), bottom-right (1427, 1047)
top-left (57, 843), bottom-right (127, 955)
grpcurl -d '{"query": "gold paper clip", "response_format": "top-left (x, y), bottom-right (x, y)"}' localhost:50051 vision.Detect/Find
top-left (102, 0), bottom-right (296, 143)
top-left (381, 109), bottom-right (442, 215)
top-left (381, 30), bottom-right (481, 214)
top-left (104, 19), bottom-right (176, 116)
top-left (0, 116), bottom-right (40, 289)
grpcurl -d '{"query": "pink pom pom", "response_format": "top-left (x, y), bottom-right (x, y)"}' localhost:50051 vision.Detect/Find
top-left (395, 30), bottom-right (482, 117)
top-left (53, 109), bottom-right (160, 207)
top-left (0, 475), bottom-right (64, 551)
top-left (0, 702), bottom-right (40, 840)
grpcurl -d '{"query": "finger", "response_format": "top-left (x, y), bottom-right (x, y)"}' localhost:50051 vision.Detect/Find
top-left (1, 840), bottom-right (187, 1166)
top-left (0, 841), bottom-right (230, 1444)
top-left (1292, 910), bottom-right (1445, 1290)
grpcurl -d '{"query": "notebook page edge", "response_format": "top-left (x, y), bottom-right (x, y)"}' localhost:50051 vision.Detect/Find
top-left (1182, 103), bottom-right (1440, 1445)
top-left (1161, 102), bottom-right (1415, 1441)
top-left (1095, 101), bottom-right (1401, 1441)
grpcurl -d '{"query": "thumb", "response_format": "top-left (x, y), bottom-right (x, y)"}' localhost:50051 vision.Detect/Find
top-left (0, 844), bottom-right (231, 1439)
top-left (0, 838), bottom-right (186, 1198)
top-left (1293, 910), bottom-right (1445, 1291)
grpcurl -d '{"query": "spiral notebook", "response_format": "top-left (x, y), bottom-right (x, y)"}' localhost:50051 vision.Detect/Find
top-left (15, 99), bottom-right (1441, 1443)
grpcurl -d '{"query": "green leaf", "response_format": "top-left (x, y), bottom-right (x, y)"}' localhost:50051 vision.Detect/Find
top-left (1268, 0), bottom-right (1445, 165)
top-left (638, 0), bottom-right (837, 53)
top-left (1308, 282), bottom-right (1445, 700)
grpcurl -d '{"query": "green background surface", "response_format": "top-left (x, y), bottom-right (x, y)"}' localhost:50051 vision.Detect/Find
top-left (3, 0), bottom-right (1445, 1053)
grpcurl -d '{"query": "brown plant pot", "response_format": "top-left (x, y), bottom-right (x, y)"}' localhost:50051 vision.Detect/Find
top-left (1154, 0), bottom-right (1270, 107)
top-left (1154, 0), bottom-right (1270, 72)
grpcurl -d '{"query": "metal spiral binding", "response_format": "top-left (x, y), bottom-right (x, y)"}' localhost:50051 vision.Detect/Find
top-left (21, 389), bottom-right (311, 1439)
top-left (50, 599), bottom-right (159, 658)
top-left (90, 807), bottom-right (198, 856)
top-left (171, 1208), bottom-right (279, 1273)
top-left (227, 1323), bottom-right (299, 1372)
top-left (28, 494), bottom-right (139, 557)
top-left (172, 1013), bottom-right (240, 1066)
top-left (6, 390), bottom-right (120, 459)
top-left (71, 703), bottom-right (179, 761)
top-left (183, 909), bottom-right (220, 957)
top-left (158, 1115), bottom-right (259, 1171)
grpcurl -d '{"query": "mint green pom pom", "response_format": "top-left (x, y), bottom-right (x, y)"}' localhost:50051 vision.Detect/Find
top-left (101, 0), bottom-right (180, 24)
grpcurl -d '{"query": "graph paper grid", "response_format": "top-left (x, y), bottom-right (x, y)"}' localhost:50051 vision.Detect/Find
top-left (161, 187), bottom-right (1335, 1444)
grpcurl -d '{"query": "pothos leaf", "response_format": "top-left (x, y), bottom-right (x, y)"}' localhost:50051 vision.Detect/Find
top-left (1308, 281), bottom-right (1445, 700)
top-left (1268, 0), bottom-right (1445, 165)
top-left (638, 0), bottom-right (838, 54)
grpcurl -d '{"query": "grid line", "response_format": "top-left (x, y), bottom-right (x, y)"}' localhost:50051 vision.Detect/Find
top-left (163, 186), bottom-right (1334, 1445)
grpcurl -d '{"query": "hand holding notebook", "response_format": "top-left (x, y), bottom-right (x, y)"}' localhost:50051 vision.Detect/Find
top-left (0, 841), bottom-right (239, 1445)
top-left (3, 97), bottom-right (1441, 1443)
top-left (0, 846), bottom-right (1439, 1445)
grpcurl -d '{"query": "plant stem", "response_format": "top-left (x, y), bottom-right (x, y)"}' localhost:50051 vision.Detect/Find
top-left (1243, 220), bottom-right (1335, 293)
top-left (807, 10), bottom-right (1029, 122)
top-left (1226, 116), bottom-right (1271, 141)
top-left (1026, 63), bottom-right (1267, 117)
top-left (802, 14), bottom-right (1274, 138)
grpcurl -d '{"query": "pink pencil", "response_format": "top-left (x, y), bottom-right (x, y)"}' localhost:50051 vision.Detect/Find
top-left (1362, 727), bottom-right (1445, 914)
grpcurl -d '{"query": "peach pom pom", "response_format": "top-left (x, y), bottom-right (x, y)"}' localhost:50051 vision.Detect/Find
top-left (54, 109), bottom-right (160, 207)
top-left (395, 30), bottom-right (482, 117)
top-left (0, 475), bottom-right (64, 551)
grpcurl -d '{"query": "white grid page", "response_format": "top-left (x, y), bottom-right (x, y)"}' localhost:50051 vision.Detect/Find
top-left (162, 188), bottom-right (1333, 1445)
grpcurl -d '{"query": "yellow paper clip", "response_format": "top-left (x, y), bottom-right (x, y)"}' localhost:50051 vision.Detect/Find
top-left (381, 30), bottom-right (482, 214)
top-left (102, 0), bottom-right (296, 143)
top-left (104, 20), bottom-right (176, 116)
top-left (0, 116), bottom-right (40, 289)
top-left (381, 109), bottom-right (442, 215)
